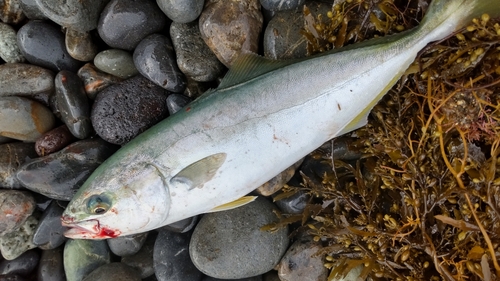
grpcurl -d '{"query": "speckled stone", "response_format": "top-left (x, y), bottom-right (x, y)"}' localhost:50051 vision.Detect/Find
top-left (107, 232), bottom-right (148, 257)
top-left (277, 237), bottom-right (328, 281)
top-left (97, 0), bottom-right (167, 51)
top-left (0, 191), bottom-right (36, 236)
top-left (255, 159), bottom-right (302, 196)
top-left (82, 263), bottom-right (141, 281)
top-left (170, 21), bottom-right (225, 82)
top-left (190, 197), bottom-right (289, 279)
top-left (0, 0), bottom-right (25, 24)
top-left (37, 247), bottom-right (66, 281)
top-left (0, 63), bottom-right (54, 97)
top-left (0, 23), bottom-right (24, 63)
top-left (260, 0), bottom-right (305, 11)
top-left (0, 216), bottom-right (38, 260)
top-left (77, 63), bottom-right (123, 100)
top-left (199, 0), bottom-right (263, 67)
top-left (32, 201), bottom-right (67, 250)
top-left (65, 29), bottom-right (98, 62)
top-left (0, 97), bottom-right (55, 142)
top-left (0, 143), bottom-right (38, 189)
top-left (94, 49), bottom-right (138, 79)
top-left (63, 239), bottom-right (111, 281)
top-left (156, 0), bottom-right (204, 23)
top-left (35, 125), bottom-right (77, 156)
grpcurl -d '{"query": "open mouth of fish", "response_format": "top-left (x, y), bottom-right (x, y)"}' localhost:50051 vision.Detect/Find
top-left (61, 217), bottom-right (121, 239)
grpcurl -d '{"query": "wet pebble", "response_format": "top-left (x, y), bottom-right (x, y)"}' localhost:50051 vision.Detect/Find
top-left (63, 239), bottom-right (110, 281)
top-left (190, 197), bottom-right (289, 279)
top-left (35, 125), bottom-right (77, 156)
top-left (170, 21), bottom-right (225, 82)
top-left (121, 232), bottom-right (157, 279)
top-left (0, 190), bottom-right (35, 236)
top-left (0, 143), bottom-right (38, 189)
top-left (55, 70), bottom-right (92, 139)
top-left (0, 0), bottom-right (25, 24)
top-left (276, 237), bottom-right (328, 281)
top-left (199, 0), bottom-right (263, 67)
top-left (94, 49), bottom-right (138, 79)
top-left (32, 201), bottom-right (67, 250)
top-left (0, 250), bottom-right (39, 276)
top-left (260, 0), bottom-right (304, 11)
top-left (82, 262), bottom-right (141, 281)
top-left (16, 138), bottom-right (117, 201)
top-left (263, 8), bottom-right (307, 59)
top-left (98, 0), bottom-right (167, 51)
top-left (166, 93), bottom-right (192, 115)
top-left (0, 216), bottom-right (38, 260)
top-left (157, 0), bottom-right (204, 23)
top-left (107, 232), bottom-right (148, 257)
top-left (0, 63), bottom-right (54, 97)
top-left (77, 63), bottom-right (123, 100)
top-left (0, 23), bottom-right (25, 63)
top-left (274, 190), bottom-right (308, 214)
top-left (65, 29), bottom-right (98, 62)
top-left (37, 247), bottom-right (66, 281)
top-left (255, 159), bottom-right (302, 196)
top-left (154, 229), bottom-right (203, 281)
top-left (18, 0), bottom-right (47, 19)
top-left (91, 75), bottom-right (170, 145)
top-left (17, 20), bottom-right (80, 72)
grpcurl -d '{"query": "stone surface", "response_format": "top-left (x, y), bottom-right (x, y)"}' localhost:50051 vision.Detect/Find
top-left (162, 216), bottom-right (197, 233)
top-left (107, 232), bottom-right (148, 257)
top-left (0, 250), bottom-right (39, 276)
top-left (16, 139), bottom-right (117, 201)
top-left (91, 75), bottom-right (170, 145)
top-left (19, 0), bottom-right (47, 19)
top-left (65, 29), bottom-right (98, 62)
top-left (199, 0), bottom-right (263, 67)
top-left (55, 70), bottom-right (92, 139)
top-left (77, 63), bottom-right (123, 100)
top-left (0, 191), bottom-right (35, 236)
top-left (82, 263), bottom-right (141, 281)
top-left (121, 232), bottom-right (157, 279)
top-left (0, 23), bottom-right (24, 63)
top-left (202, 276), bottom-right (263, 281)
top-left (156, 0), bottom-right (204, 23)
top-left (0, 63), bottom-right (54, 97)
top-left (17, 20), bottom-right (81, 72)
top-left (165, 93), bottom-right (192, 115)
top-left (190, 197), bottom-right (289, 279)
top-left (170, 21), bottom-right (225, 82)
top-left (260, 0), bottom-right (305, 11)
top-left (0, 143), bottom-right (38, 189)
top-left (98, 0), bottom-right (167, 51)
top-left (37, 247), bottom-right (66, 281)
top-left (35, 125), bottom-right (77, 156)
top-left (34, 0), bottom-right (109, 32)
top-left (63, 239), bottom-right (110, 281)
top-left (94, 49), bottom-right (138, 79)
top-left (133, 34), bottom-right (186, 93)
top-left (0, 216), bottom-right (38, 260)
top-left (276, 237), bottom-right (328, 281)
top-left (0, 0), bottom-right (25, 23)
top-left (255, 159), bottom-right (302, 196)
top-left (274, 190), bottom-right (308, 214)
top-left (32, 200), bottom-right (67, 250)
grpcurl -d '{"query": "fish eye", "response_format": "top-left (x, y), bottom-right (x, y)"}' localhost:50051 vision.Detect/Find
top-left (86, 195), bottom-right (111, 215)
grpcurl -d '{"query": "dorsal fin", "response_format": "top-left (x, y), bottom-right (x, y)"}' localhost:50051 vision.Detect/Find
top-left (218, 53), bottom-right (299, 89)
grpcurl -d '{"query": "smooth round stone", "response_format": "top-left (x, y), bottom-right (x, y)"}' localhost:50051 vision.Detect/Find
top-left (154, 230), bottom-right (203, 281)
top-left (0, 191), bottom-right (36, 236)
top-left (91, 75), bottom-right (170, 145)
top-left (16, 138), bottom-right (117, 201)
top-left (0, 97), bottom-right (55, 142)
top-left (94, 49), bottom-right (138, 79)
top-left (133, 34), bottom-right (186, 93)
top-left (260, 0), bottom-right (304, 11)
top-left (82, 263), bottom-right (141, 281)
top-left (0, 143), bottom-right (38, 189)
top-left (0, 63), bottom-right (54, 97)
top-left (170, 21), bottom-right (225, 82)
top-left (34, 0), bottom-right (109, 32)
top-left (65, 29), bottom-right (98, 62)
top-left (277, 237), bottom-right (328, 281)
top-left (203, 276), bottom-right (262, 281)
top-left (190, 197), bottom-right (289, 279)
top-left (55, 70), bottom-right (92, 139)
top-left (166, 93), bottom-right (191, 115)
top-left (97, 0), bottom-right (167, 51)
top-left (35, 125), bottom-right (77, 156)
top-left (255, 159), bottom-right (302, 196)
top-left (0, 0), bottom-right (25, 23)
top-left (156, 0), bottom-right (204, 23)
top-left (121, 232), bottom-right (157, 279)
top-left (17, 20), bottom-right (81, 72)
top-left (77, 63), bottom-right (123, 100)
top-left (0, 216), bottom-right (38, 260)
top-left (0, 24), bottom-right (25, 63)
top-left (19, 0), bottom-right (47, 19)
top-left (63, 239), bottom-right (111, 281)
top-left (0, 250), bottom-right (39, 276)
top-left (162, 216), bottom-right (197, 233)
top-left (32, 201), bottom-right (67, 250)
top-left (107, 232), bottom-right (148, 257)
top-left (37, 247), bottom-right (65, 281)
top-left (199, 0), bottom-right (263, 67)
top-left (274, 190), bottom-right (308, 214)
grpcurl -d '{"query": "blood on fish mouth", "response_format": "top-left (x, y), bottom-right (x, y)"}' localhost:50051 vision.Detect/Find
top-left (62, 218), bottom-right (121, 239)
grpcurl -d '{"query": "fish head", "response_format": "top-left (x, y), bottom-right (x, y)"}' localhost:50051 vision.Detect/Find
top-left (62, 163), bottom-right (171, 239)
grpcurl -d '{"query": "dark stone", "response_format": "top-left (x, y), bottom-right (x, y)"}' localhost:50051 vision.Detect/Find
top-left (107, 232), bottom-right (148, 257)
top-left (156, 0), bottom-right (204, 23)
top-left (166, 93), bottom-right (192, 115)
top-left (0, 143), bottom-right (38, 189)
top-left (260, 0), bottom-right (305, 11)
top-left (77, 63), bottom-right (123, 100)
top-left (121, 232), bottom-right (157, 279)
top-left (82, 263), bottom-right (141, 281)
top-left (65, 29), bottom-right (98, 62)
top-left (274, 190), bottom-right (308, 214)
top-left (35, 125), bottom-right (77, 156)
top-left (162, 216), bottom-right (197, 233)
top-left (63, 239), bottom-right (111, 281)
top-left (18, 0), bottom-right (47, 19)
top-left (32, 201), bottom-right (67, 250)
top-left (0, 250), bottom-right (39, 276)
top-left (37, 247), bottom-right (66, 281)
top-left (202, 276), bottom-right (263, 281)
top-left (0, 63), bottom-right (54, 98)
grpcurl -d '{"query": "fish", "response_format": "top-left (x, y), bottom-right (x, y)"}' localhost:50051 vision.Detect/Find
top-left (61, 0), bottom-right (500, 239)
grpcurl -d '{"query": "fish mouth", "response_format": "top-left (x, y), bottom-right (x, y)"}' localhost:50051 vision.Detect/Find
top-left (62, 218), bottom-right (121, 239)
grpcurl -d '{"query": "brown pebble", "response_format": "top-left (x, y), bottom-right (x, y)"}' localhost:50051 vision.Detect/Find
top-left (35, 125), bottom-right (76, 156)
top-left (0, 0), bottom-right (25, 24)
top-left (77, 63), bottom-right (123, 100)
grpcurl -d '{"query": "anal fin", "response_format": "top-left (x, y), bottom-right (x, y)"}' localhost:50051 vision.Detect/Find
top-left (208, 196), bottom-right (258, 212)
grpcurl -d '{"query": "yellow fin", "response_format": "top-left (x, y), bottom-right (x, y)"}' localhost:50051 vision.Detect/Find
top-left (208, 196), bottom-right (258, 212)
top-left (170, 153), bottom-right (227, 190)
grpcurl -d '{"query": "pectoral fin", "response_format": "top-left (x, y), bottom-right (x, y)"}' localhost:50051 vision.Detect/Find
top-left (170, 153), bottom-right (227, 190)
top-left (208, 196), bottom-right (258, 212)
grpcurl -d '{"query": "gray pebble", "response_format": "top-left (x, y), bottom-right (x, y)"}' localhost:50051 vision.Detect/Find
top-left (166, 93), bottom-right (192, 115)
top-left (82, 263), bottom-right (141, 281)
top-left (65, 29), bottom-right (98, 62)
top-left (121, 232), bottom-right (157, 279)
top-left (0, 23), bottom-right (25, 63)
top-left (107, 232), bottom-right (148, 257)
top-left (38, 247), bottom-right (66, 281)
top-left (276, 237), bottom-right (328, 281)
top-left (0, 143), bottom-right (38, 189)
top-left (94, 49), bottom-right (139, 79)
top-left (156, 0), bottom-right (204, 23)
top-left (202, 276), bottom-right (263, 281)
top-left (274, 190), bottom-right (308, 214)
top-left (0, 250), bottom-right (39, 276)
top-left (162, 216), bottom-right (197, 233)
top-left (63, 239), bottom-right (111, 281)
top-left (19, 0), bottom-right (47, 19)
top-left (0, 216), bottom-right (38, 260)
top-left (0, 63), bottom-right (54, 97)
top-left (260, 0), bottom-right (305, 12)
top-left (32, 201), bottom-right (67, 250)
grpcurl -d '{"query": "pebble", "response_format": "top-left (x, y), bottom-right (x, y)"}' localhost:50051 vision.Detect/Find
top-left (55, 70), bottom-right (92, 139)
top-left (98, 0), bottom-right (167, 51)
top-left (17, 20), bottom-right (81, 72)
top-left (199, 0), bottom-right (263, 67)
top-left (0, 250), bottom-right (39, 276)
top-left (255, 159), bottom-right (302, 196)
top-left (82, 263), bottom-right (142, 281)
top-left (260, 0), bottom-right (304, 11)
top-left (35, 125), bottom-right (77, 156)
top-left (0, 0), bottom-right (25, 24)
top-left (32, 201), bottom-right (67, 250)
top-left (19, 0), bottom-right (47, 19)
top-left (91, 75), bottom-right (170, 145)
top-left (107, 232), bottom-right (148, 257)
top-left (133, 34), bottom-right (187, 93)
top-left (94, 49), bottom-right (139, 79)
top-left (166, 93), bottom-right (192, 115)
top-left (37, 247), bottom-right (66, 281)
top-left (65, 29), bottom-right (98, 62)
top-left (203, 277), bottom-right (263, 281)
top-left (0, 143), bottom-right (38, 189)
top-left (170, 21), bottom-right (225, 82)
top-left (77, 63), bottom-right (123, 100)
top-left (274, 190), bottom-right (308, 214)
top-left (0, 190), bottom-right (36, 236)
top-left (162, 216), bottom-right (198, 233)
top-left (0, 24), bottom-right (25, 63)
top-left (16, 138), bottom-right (117, 201)
top-left (34, 0), bottom-right (109, 32)
top-left (276, 237), bottom-right (328, 281)
top-left (190, 197), bottom-right (289, 279)
top-left (63, 239), bottom-right (110, 281)
top-left (0, 216), bottom-right (38, 260)
top-left (154, 229), bottom-right (203, 281)
top-left (156, 0), bottom-right (204, 23)
top-left (121, 232), bottom-right (157, 279)
top-left (0, 63), bottom-right (54, 97)
top-left (0, 275), bottom-right (26, 281)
